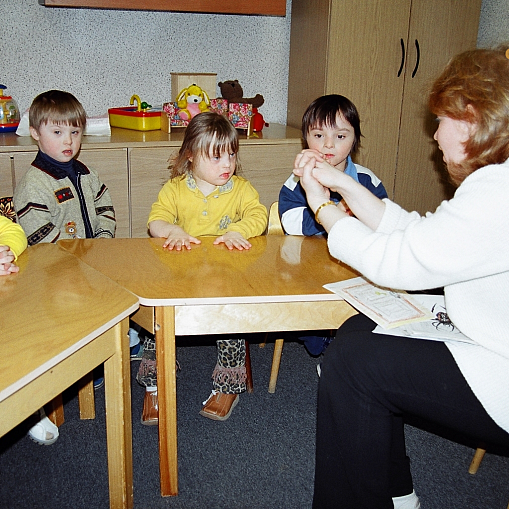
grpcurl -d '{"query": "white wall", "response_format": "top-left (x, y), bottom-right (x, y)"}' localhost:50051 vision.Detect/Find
top-left (1, 0), bottom-right (292, 123)
top-left (0, 0), bottom-right (504, 126)
top-left (478, 0), bottom-right (509, 47)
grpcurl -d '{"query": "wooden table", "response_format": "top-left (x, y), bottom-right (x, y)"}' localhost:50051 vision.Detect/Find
top-left (59, 235), bottom-right (358, 497)
top-left (0, 243), bottom-right (139, 509)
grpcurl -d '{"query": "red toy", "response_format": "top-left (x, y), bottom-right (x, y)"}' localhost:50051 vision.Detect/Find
top-left (252, 108), bottom-right (268, 132)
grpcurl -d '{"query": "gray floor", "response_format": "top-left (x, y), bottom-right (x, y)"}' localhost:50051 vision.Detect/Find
top-left (1, 335), bottom-right (509, 509)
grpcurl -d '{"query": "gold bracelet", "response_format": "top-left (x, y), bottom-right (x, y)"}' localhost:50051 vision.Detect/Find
top-left (314, 200), bottom-right (336, 225)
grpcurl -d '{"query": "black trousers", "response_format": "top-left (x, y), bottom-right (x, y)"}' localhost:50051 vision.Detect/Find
top-left (313, 314), bottom-right (509, 509)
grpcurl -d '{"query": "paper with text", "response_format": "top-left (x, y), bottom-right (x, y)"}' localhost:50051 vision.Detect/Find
top-left (323, 277), bottom-right (432, 329)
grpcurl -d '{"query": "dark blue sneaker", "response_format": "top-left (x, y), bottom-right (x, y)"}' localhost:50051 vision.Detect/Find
top-left (299, 335), bottom-right (333, 356)
top-left (93, 377), bottom-right (104, 390)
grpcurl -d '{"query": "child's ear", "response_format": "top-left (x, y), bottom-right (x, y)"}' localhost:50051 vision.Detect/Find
top-left (29, 126), bottom-right (40, 141)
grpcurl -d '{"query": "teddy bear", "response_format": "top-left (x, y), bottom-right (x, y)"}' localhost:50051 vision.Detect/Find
top-left (176, 83), bottom-right (210, 121)
top-left (218, 80), bottom-right (265, 109)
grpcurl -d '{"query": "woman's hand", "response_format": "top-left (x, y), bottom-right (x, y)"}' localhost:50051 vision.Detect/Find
top-left (294, 151), bottom-right (331, 211)
top-left (214, 231), bottom-right (252, 251)
top-left (294, 149), bottom-right (324, 176)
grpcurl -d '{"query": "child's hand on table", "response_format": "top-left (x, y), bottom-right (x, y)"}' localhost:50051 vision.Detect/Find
top-left (214, 231), bottom-right (252, 251)
top-left (163, 228), bottom-right (201, 251)
top-left (0, 245), bottom-right (19, 275)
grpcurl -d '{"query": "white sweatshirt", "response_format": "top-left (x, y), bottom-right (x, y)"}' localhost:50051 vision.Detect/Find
top-left (327, 161), bottom-right (509, 432)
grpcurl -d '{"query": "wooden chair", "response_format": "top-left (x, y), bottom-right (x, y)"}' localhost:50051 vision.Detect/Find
top-left (468, 444), bottom-right (509, 509)
top-left (259, 202), bottom-right (285, 393)
top-left (0, 196), bottom-right (95, 426)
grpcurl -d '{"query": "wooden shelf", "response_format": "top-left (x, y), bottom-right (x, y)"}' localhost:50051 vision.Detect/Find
top-left (39, 0), bottom-right (286, 16)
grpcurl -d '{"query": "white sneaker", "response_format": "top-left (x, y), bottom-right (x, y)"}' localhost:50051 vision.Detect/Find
top-left (393, 490), bottom-right (420, 509)
top-left (28, 409), bottom-right (59, 445)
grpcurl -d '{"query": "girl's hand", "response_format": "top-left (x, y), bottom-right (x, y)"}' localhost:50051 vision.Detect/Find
top-left (214, 231), bottom-right (252, 251)
top-left (0, 245), bottom-right (19, 275)
top-left (0, 262), bottom-right (19, 275)
top-left (163, 231), bottom-right (201, 251)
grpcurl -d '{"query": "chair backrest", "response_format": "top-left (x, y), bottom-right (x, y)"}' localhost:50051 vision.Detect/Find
top-left (267, 201), bottom-right (284, 236)
top-left (0, 196), bottom-right (16, 223)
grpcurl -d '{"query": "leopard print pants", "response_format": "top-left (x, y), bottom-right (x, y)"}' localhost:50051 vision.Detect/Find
top-left (136, 336), bottom-right (246, 393)
top-left (212, 339), bottom-right (247, 394)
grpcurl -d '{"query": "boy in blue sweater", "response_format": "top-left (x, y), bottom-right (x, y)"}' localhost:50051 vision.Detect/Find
top-left (279, 94), bottom-right (387, 358)
top-left (279, 94), bottom-right (387, 236)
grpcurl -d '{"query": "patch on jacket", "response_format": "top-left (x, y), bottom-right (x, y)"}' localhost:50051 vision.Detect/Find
top-left (55, 187), bottom-right (74, 204)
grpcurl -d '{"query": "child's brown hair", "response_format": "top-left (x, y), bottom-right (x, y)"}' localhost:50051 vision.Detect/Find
top-left (169, 112), bottom-right (241, 179)
top-left (29, 90), bottom-right (87, 131)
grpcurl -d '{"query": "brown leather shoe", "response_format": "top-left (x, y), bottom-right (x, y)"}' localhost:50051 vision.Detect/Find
top-left (141, 389), bottom-right (158, 426)
top-left (199, 391), bottom-right (239, 421)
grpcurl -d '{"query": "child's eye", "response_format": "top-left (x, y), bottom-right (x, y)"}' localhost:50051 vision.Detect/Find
top-left (229, 152), bottom-right (236, 158)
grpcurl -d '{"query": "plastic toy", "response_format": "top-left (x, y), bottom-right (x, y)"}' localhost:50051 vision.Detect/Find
top-left (0, 84), bottom-right (20, 132)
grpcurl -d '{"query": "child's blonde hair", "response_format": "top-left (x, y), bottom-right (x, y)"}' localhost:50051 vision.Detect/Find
top-left (169, 112), bottom-right (241, 179)
top-left (29, 90), bottom-right (87, 131)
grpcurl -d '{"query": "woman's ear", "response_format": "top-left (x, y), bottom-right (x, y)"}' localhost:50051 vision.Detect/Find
top-left (465, 104), bottom-right (478, 135)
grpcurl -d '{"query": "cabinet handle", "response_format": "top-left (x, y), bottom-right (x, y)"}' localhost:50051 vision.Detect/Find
top-left (398, 38), bottom-right (405, 77)
top-left (411, 39), bottom-right (420, 78)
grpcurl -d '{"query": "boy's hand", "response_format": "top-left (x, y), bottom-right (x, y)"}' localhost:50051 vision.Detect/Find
top-left (214, 231), bottom-right (252, 251)
top-left (293, 149), bottom-right (324, 177)
top-left (163, 231), bottom-right (201, 251)
top-left (0, 245), bottom-right (19, 275)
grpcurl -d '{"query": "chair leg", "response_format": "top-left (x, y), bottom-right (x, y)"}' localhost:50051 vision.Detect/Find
top-left (45, 394), bottom-right (65, 427)
top-left (468, 445), bottom-right (486, 474)
top-left (245, 341), bottom-right (253, 393)
top-left (268, 338), bottom-right (284, 393)
top-left (77, 371), bottom-right (95, 420)
top-left (259, 332), bottom-right (268, 348)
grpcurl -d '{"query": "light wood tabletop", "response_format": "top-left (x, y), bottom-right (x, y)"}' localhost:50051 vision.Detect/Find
top-left (0, 243), bottom-right (139, 509)
top-left (59, 235), bottom-right (358, 497)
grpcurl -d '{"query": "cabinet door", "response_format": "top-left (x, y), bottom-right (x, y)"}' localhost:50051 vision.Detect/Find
top-left (288, 0), bottom-right (412, 198)
top-left (12, 152), bottom-right (38, 186)
top-left (79, 149), bottom-right (130, 238)
top-left (0, 154), bottom-right (14, 197)
top-left (393, 0), bottom-right (481, 214)
top-left (240, 142), bottom-right (302, 210)
top-left (326, 0), bottom-right (412, 198)
top-left (129, 141), bottom-right (302, 237)
top-left (130, 147), bottom-right (175, 238)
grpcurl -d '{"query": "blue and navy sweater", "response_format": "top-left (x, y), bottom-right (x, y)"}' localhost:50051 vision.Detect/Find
top-left (278, 156), bottom-right (388, 236)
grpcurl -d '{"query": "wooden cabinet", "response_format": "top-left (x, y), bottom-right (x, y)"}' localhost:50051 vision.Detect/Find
top-left (0, 154), bottom-right (13, 197)
top-left (6, 148), bottom-right (130, 238)
top-left (78, 149), bottom-right (130, 239)
top-left (39, 0), bottom-right (286, 16)
top-left (287, 0), bottom-right (481, 214)
top-left (129, 126), bottom-right (303, 237)
top-left (1, 124), bottom-right (302, 238)
top-left (130, 147), bottom-right (173, 238)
